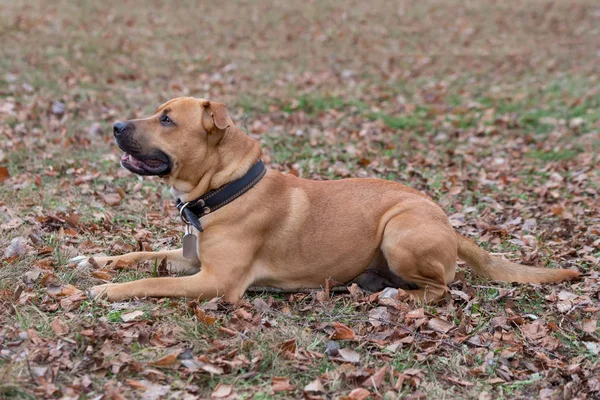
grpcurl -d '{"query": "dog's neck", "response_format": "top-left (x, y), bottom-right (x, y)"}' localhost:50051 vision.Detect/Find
top-left (170, 125), bottom-right (262, 203)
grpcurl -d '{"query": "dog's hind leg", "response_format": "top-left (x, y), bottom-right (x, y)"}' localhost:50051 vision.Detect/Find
top-left (71, 249), bottom-right (201, 275)
top-left (379, 214), bottom-right (457, 303)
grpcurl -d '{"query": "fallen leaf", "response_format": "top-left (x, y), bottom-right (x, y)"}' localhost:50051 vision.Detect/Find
top-left (362, 366), bottom-right (387, 389)
top-left (279, 338), bottom-right (297, 354)
top-left (50, 317), bottom-right (69, 336)
top-left (521, 320), bottom-right (547, 341)
top-left (304, 379), bottom-right (325, 393)
top-left (252, 297), bottom-right (271, 312)
top-left (331, 322), bottom-right (356, 340)
top-left (125, 379), bottom-right (148, 390)
top-left (211, 383), bottom-right (233, 398)
top-left (337, 348), bottom-right (360, 363)
top-left (149, 351), bottom-right (181, 367)
top-left (427, 317), bottom-right (454, 333)
top-left (442, 376), bottom-right (474, 387)
top-left (583, 318), bottom-right (597, 333)
top-left (368, 306), bottom-right (390, 327)
top-left (406, 308), bottom-right (425, 319)
top-left (196, 309), bottom-right (217, 325)
top-left (346, 388), bottom-right (371, 400)
top-left (272, 377), bottom-right (295, 393)
top-left (200, 363), bottom-right (224, 375)
top-left (4, 237), bottom-right (30, 259)
top-left (0, 218), bottom-right (22, 231)
top-left (101, 193), bottom-right (121, 206)
top-left (120, 310), bottom-right (144, 322)
top-left (0, 166), bottom-right (10, 182)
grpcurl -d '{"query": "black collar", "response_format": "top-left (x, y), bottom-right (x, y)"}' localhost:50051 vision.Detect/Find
top-left (176, 160), bottom-right (267, 232)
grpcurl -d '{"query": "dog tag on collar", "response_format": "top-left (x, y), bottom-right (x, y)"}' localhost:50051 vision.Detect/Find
top-left (182, 225), bottom-right (198, 260)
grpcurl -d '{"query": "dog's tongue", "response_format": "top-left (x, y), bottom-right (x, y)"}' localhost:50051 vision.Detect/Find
top-left (122, 153), bottom-right (163, 168)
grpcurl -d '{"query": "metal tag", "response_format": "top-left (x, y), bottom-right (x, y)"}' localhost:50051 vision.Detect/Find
top-left (182, 225), bottom-right (198, 260)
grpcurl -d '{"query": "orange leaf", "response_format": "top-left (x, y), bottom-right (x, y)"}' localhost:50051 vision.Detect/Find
top-left (0, 167), bottom-right (10, 183)
top-left (279, 338), bottom-right (297, 354)
top-left (330, 322), bottom-right (356, 340)
top-left (125, 379), bottom-right (148, 390)
top-left (149, 351), bottom-right (180, 367)
top-left (197, 309), bottom-right (217, 325)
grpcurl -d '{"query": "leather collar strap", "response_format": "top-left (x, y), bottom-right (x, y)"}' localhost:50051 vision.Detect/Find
top-left (176, 160), bottom-right (267, 232)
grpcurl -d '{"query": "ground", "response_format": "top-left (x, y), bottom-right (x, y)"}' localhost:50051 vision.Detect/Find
top-left (0, 1), bottom-right (599, 399)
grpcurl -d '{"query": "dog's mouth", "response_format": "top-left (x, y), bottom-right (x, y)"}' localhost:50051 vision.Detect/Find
top-left (120, 152), bottom-right (171, 176)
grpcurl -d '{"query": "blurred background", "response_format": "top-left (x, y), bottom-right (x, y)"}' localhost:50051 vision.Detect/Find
top-left (1, 0), bottom-right (598, 235)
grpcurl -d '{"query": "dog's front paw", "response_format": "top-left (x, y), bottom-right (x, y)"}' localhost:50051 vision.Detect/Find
top-left (88, 283), bottom-right (120, 301)
top-left (69, 255), bottom-right (108, 270)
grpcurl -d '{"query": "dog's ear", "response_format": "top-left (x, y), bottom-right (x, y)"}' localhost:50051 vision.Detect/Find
top-left (201, 100), bottom-right (231, 132)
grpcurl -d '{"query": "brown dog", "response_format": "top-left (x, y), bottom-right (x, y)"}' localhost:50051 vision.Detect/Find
top-left (76, 97), bottom-right (580, 303)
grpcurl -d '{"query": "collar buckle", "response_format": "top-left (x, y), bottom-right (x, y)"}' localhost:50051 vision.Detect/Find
top-left (179, 201), bottom-right (191, 225)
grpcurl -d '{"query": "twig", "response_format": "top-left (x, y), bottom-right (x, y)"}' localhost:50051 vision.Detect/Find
top-left (25, 357), bottom-right (37, 384)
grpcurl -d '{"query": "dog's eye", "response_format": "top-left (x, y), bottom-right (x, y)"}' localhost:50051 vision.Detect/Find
top-left (160, 114), bottom-right (174, 127)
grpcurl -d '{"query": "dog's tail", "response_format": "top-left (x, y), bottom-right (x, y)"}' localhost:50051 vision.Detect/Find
top-left (456, 233), bottom-right (580, 283)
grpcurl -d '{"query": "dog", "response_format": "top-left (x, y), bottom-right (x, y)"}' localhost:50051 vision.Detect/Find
top-left (77, 97), bottom-right (580, 303)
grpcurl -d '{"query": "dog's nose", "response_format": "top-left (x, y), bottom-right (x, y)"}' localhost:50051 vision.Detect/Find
top-left (113, 121), bottom-right (130, 136)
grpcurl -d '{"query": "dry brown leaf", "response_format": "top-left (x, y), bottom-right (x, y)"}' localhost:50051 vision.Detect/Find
top-left (427, 317), bottom-right (454, 333)
top-left (200, 363), bottom-right (224, 375)
top-left (368, 306), bottom-right (390, 327)
top-left (50, 317), bottom-right (69, 336)
top-left (406, 308), bottom-right (425, 319)
top-left (346, 388), bottom-right (371, 400)
top-left (337, 348), bottom-right (360, 363)
top-left (0, 167), bottom-right (10, 183)
top-left (0, 218), bottom-right (22, 231)
top-left (272, 377), bottom-right (295, 393)
top-left (149, 351), bottom-right (180, 367)
top-left (120, 310), bottom-right (144, 322)
top-left (330, 322), bottom-right (356, 340)
top-left (211, 383), bottom-right (233, 398)
top-left (125, 379), bottom-right (148, 390)
top-left (279, 338), bottom-right (297, 354)
top-left (521, 320), bottom-right (547, 341)
top-left (583, 318), bottom-right (597, 333)
top-left (362, 366), bottom-right (387, 389)
top-left (303, 379), bottom-right (325, 393)
top-left (101, 192), bottom-right (122, 206)
top-left (197, 309), bottom-right (217, 325)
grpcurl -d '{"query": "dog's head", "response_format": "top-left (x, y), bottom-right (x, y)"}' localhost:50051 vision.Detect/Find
top-left (113, 97), bottom-right (233, 186)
